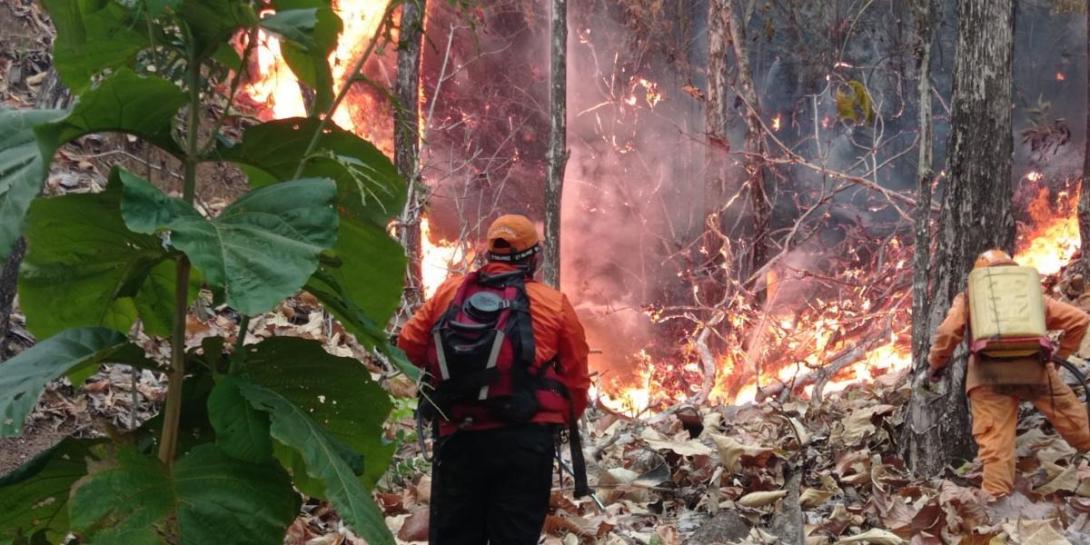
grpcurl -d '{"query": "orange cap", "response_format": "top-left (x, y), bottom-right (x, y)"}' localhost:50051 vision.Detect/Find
top-left (486, 214), bottom-right (540, 256)
top-left (974, 249), bottom-right (1016, 269)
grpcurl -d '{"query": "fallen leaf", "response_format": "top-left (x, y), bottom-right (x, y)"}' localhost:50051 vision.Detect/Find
top-left (737, 489), bottom-right (788, 507)
top-left (800, 487), bottom-right (834, 508)
top-left (1034, 464), bottom-right (1079, 496)
top-left (836, 528), bottom-right (905, 545)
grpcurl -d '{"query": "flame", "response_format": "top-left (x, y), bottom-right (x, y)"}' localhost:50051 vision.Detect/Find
top-left (1015, 184), bottom-right (1080, 276)
top-left (421, 218), bottom-right (473, 298)
top-left (243, 0), bottom-right (392, 135)
top-left (771, 114), bottom-right (782, 132)
top-left (1057, 72), bottom-right (1067, 81)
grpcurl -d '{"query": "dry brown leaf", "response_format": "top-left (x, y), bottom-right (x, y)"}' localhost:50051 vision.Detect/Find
top-left (396, 508), bottom-right (429, 542)
top-left (800, 487), bottom-right (834, 508)
top-left (737, 489), bottom-right (789, 507)
top-left (1021, 523), bottom-right (1071, 545)
top-left (1034, 464), bottom-right (1079, 496)
top-left (835, 404), bottom-right (896, 445)
top-left (711, 434), bottom-right (777, 472)
top-left (836, 528), bottom-right (905, 545)
top-left (642, 428), bottom-right (714, 456)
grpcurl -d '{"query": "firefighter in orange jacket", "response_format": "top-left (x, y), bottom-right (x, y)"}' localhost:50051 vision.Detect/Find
top-left (929, 249), bottom-right (1090, 497)
top-left (398, 214), bottom-right (591, 545)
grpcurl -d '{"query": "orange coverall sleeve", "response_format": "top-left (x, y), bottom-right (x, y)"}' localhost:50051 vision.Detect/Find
top-left (558, 294), bottom-right (591, 419)
top-left (928, 293), bottom-right (968, 373)
top-left (1045, 296), bottom-right (1090, 359)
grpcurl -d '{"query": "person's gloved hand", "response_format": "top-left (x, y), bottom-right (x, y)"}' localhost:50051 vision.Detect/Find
top-left (928, 367), bottom-right (945, 383)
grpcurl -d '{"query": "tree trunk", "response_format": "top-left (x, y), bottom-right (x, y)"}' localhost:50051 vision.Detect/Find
top-left (1, 70), bottom-right (70, 360)
top-left (724, 0), bottom-right (770, 280)
top-left (1081, 0), bottom-right (1090, 273)
top-left (910, 0), bottom-right (935, 387)
top-left (395, 0), bottom-right (426, 311)
top-left (904, 0), bottom-right (1015, 477)
top-left (543, 0), bottom-right (568, 288)
top-left (705, 0), bottom-right (730, 215)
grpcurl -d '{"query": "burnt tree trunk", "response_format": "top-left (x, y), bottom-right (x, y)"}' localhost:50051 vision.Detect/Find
top-left (395, 0), bottom-right (426, 312)
top-left (904, 0), bottom-right (1016, 477)
top-left (0, 70), bottom-right (70, 360)
top-left (1081, 0), bottom-right (1090, 272)
top-left (543, 0), bottom-right (568, 288)
top-left (723, 0), bottom-right (770, 280)
top-left (910, 0), bottom-right (935, 385)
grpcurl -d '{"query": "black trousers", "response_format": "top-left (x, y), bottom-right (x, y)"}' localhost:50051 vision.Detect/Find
top-left (429, 424), bottom-right (556, 545)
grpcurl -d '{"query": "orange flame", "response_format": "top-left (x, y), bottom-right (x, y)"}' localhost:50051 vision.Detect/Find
top-left (421, 218), bottom-right (473, 298)
top-left (1015, 184), bottom-right (1080, 276)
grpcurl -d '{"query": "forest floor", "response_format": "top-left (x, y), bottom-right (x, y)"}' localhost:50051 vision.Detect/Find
top-left (5, 1), bottom-right (1090, 544)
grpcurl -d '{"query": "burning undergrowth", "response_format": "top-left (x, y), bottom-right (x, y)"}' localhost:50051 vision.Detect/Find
top-left (236, 0), bottom-right (1085, 415)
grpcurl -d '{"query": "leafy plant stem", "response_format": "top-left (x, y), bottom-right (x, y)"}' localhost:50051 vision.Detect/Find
top-left (290, 0), bottom-right (397, 179)
top-left (158, 44), bottom-right (202, 465)
top-left (231, 314), bottom-right (250, 373)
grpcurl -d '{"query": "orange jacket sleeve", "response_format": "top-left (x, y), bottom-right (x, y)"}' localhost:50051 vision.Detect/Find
top-left (557, 294), bottom-right (591, 419)
top-left (1046, 296), bottom-right (1090, 359)
top-left (928, 293), bottom-right (968, 372)
top-left (397, 277), bottom-right (460, 367)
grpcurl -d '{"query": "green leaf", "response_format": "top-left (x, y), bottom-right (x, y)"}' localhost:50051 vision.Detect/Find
top-left (19, 176), bottom-right (169, 338)
top-left (235, 377), bottom-right (394, 545)
top-left (69, 444), bottom-right (300, 545)
top-left (177, 0), bottom-right (257, 61)
top-left (119, 171), bottom-right (339, 315)
top-left (213, 117), bottom-right (407, 343)
top-left (207, 376), bottom-right (272, 464)
top-left (35, 68), bottom-right (187, 162)
top-left (0, 439), bottom-right (101, 544)
top-left (0, 328), bottom-right (151, 437)
top-left (213, 117), bottom-right (404, 230)
top-left (309, 220), bottom-right (406, 343)
top-left (132, 259), bottom-right (203, 337)
top-left (0, 109), bottom-right (66, 262)
top-left (235, 337), bottom-right (394, 486)
top-left (262, 8), bottom-right (341, 111)
top-left (305, 267), bottom-right (417, 381)
top-left (39, 0), bottom-right (149, 93)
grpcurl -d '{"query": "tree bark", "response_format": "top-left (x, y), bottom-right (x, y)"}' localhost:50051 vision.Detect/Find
top-left (904, 0), bottom-right (1015, 477)
top-left (910, 0), bottom-right (935, 391)
top-left (723, 0), bottom-right (770, 279)
top-left (395, 0), bottom-right (426, 311)
top-left (543, 0), bottom-right (568, 288)
top-left (705, 0), bottom-right (730, 212)
top-left (1081, 0), bottom-right (1090, 273)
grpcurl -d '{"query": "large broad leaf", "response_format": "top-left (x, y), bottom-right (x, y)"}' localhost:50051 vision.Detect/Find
top-left (39, 0), bottom-right (149, 93)
top-left (212, 117), bottom-right (404, 229)
top-left (260, 7), bottom-right (342, 112)
top-left (18, 176), bottom-right (175, 338)
top-left (234, 337), bottom-right (394, 486)
top-left (0, 439), bottom-right (101, 544)
top-left (69, 444), bottom-right (300, 545)
top-left (213, 118), bottom-right (407, 343)
top-left (236, 382), bottom-right (393, 545)
top-left (119, 170), bottom-right (338, 315)
top-left (305, 267), bottom-right (417, 381)
top-left (0, 328), bottom-right (151, 437)
top-left (35, 69), bottom-right (187, 162)
top-left (0, 109), bottom-right (66, 262)
top-left (207, 376), bottom-right (272, 464)
top-left (177, 0), bottom-right (257, 61)
top-left (132, 258), bottom-right (204, 338)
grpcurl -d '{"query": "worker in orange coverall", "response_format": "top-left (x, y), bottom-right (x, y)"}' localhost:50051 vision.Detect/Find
top-left (398, 214), bottom-right (591, 545)
top-left (929, 249), bottom-right (1090, 497)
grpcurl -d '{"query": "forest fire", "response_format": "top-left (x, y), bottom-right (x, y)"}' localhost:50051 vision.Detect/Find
top-left (238, 1), bottom-right (1085, 414)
